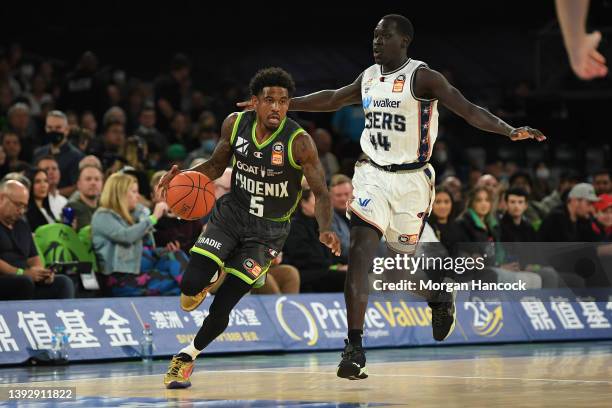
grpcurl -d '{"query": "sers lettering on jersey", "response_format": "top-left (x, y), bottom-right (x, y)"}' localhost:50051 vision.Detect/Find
top-left (360, 59), bottom-right (439, 165)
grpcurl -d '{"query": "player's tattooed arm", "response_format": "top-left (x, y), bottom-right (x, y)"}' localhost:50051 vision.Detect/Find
top-left (289, 72), bottom-right (364, 112)
top-left (293, 132), bottom-right (341, 256)
top-left (156, 113), bottom-right (236, 200)
top-left (189, 113), bottom-right (236, 179)
top-left (413, 67), bottom-right (546, 142)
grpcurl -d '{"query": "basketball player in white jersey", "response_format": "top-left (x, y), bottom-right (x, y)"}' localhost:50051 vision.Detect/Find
top-left (239, 14), bottom-right (545, 380)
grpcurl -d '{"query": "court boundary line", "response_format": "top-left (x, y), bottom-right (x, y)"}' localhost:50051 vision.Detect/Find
top-left (8, 359), bottom-right (612, 386)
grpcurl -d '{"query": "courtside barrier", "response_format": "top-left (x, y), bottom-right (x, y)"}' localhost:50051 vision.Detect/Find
top-left (1, 290), bottom-right (611, 365)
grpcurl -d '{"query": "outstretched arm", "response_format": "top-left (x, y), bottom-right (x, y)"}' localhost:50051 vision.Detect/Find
top-left (237, 73), bottom-right (363, 112)
top-left (414, 68), bottom-right (546, 142)
top-left (290, 73), bottom-right (363, 112)
top-left (156, 113), bottom-right (236, 200)
top-left (292, 132), bottom-right (341, 255)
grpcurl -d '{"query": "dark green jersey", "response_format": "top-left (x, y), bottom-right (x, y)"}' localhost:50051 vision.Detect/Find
top-left (229, 111), bottom-right (304, 221)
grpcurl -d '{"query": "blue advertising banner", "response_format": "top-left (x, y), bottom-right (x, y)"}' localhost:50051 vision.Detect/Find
top-left (511, 289), bottom-right (612, 341)
top-left (1, 290), bottom-right (611, 365)
top-left (0, 296), bottom-right (281, 365)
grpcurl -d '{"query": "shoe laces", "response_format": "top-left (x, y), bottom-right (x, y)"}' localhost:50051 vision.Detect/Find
top-left (341, 339), bottom-right (365, 359)
top-left (169, 358), bottom-right (184, 377)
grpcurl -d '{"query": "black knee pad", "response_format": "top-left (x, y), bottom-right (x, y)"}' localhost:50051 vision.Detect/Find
top-left (181, 253), bottom-right (219, 296)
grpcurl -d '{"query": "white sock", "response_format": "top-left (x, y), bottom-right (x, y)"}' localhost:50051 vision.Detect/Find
top-left (179, 340), bottom-right (201, 360)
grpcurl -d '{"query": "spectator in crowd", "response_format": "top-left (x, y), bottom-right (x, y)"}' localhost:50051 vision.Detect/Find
top-left (168, 111), bottom-right (197, 151)
top-left (135, 103), bottom-right (167, 162)
top-left (539, 183), bottom-right (611, 286)
top-left (428, 187), bottom-right (463, 254)
top-left (431, 140), bottom-right (456, 181)
top-left (90, 120), bottom-right (126, 171)
top-left (532, 161), bottom-right (552, 200)
top-left (0, 131), bottom-right (27, 176)
top-left (7, 102), bottom-right (37, 162)
top-left (34, 110), bottom-right (84, 196)
top-left (58, 51), bottom-right (103, 115)
top-left (184, 112), bottom-right (219, 166)
top-left (92, 173), bottom-right (181, 296)
top-left (0, 179), bottom-right (74, 300)
top-left (102, 106), bottom-right (127, 128)
top-left (79, 154), bottom-right (103, 171)
top-left (476, 174), bottom-right (499, 195)
top-left (150, 170), bottom-right (202, 252)
top-left (35, 155), bottom-right (67, 220)
top-left (312, 128), bottom-right (339, 182)
top-left (154, 54), bottom-right (191, 132)
top-left (509, 171), bottom-right (544, 230)
top-left (331, 105), bottom-right (364, 162)
top-left (440, 175), bottom-right (464, 212)
top-left (329, 174), bottom-right (352, 263)
top-left (592, 194), bottom-right (612, 241)
top-left (592, 169), bottom-right (611, 195)
top-left (68, 165), bottom-right (104, 230)
top-left (24, 75), bottom-right (53, 117)
top-left (499, 187), bottom-right (569, 288)
top-left (284, 189), bottom-right (345, 292)
top-left (539, 183), bottom-right (601, 243)
top-left (25, 168), bottom-right (55, 231)
top-left (80, 110), bottom-right (98, 135)
top-left (455, 186), bottom-right (542, 288)
top-left (68, 127), bottom-right (93, 153)
top-left (538, 170), bottom-right (580, 215)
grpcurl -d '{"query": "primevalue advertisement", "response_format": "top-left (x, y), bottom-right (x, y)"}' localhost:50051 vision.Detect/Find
top-left (1, 290), bottom-right (611, 365)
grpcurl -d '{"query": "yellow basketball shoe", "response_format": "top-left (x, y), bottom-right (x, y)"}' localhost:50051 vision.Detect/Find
top-left (164, 353), bottom-right (194, 389)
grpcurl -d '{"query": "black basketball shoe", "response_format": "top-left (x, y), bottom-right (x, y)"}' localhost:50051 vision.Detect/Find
top-left (337, 339), bottom-right (368, 380)
top-left (429, 290), bottom-right (457, 341)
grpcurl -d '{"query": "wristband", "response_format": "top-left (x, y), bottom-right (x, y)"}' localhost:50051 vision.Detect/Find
top-left (16, 268), bottom-right (24, 276)
top-left (329, 264), bottom-right (339, 271)
top-left (149, 215), bottom-right (158, 225)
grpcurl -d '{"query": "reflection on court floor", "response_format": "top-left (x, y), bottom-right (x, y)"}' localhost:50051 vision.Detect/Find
top-left (2, 341), bottom-right (612, 407)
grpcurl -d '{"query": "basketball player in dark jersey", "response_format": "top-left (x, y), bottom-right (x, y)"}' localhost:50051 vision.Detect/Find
top-left (157, 67), bottom-right (340, 389)
top-left (239, 14), bottom-right (546, 380)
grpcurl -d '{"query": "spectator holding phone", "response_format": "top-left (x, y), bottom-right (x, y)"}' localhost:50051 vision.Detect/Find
top-left (0, 179), bottom-right (75, 299)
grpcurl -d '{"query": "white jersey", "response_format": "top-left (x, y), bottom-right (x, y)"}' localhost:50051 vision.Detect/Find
top-left (360, 58), bottom-right (439, 165)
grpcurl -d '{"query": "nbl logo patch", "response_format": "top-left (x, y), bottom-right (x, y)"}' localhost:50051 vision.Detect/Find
top-left (393, 74), bottom-right (406, 93)
top-left (271, 142), bottom-right (284, 166)
top-left (243, 258), bottom-right (263, 277)
top-left (398, 234), bottom-right (418, 245)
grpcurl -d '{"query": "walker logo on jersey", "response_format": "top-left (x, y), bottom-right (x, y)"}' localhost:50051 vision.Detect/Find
top-left (393, 74), bottom-right (406, 93)
top-left (363, 97), bottom-right (402, 109)
top-left (358, 198), bottom-right (371, 208)
top-left (398, 234), bottom-right (418, 245)
top-left (464, 297), bottom-right (504, 337)
top-left (271, 142), bottom-right (284, 166)
top-left (243, 258), bottom-right (262, 277)
top-left (253, 151), bottom-right (263, 159)
top-left (275, 297), bottom-right (319, 346)
top-left (235, 136), bottom-right (249, 157)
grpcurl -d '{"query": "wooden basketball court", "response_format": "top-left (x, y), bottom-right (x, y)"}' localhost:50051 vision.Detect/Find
top-left (2, 341), bottom-right (611, 407)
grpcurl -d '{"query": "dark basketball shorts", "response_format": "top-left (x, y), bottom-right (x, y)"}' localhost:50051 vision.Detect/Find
top-left (190, 195), bottom-right (290, 287)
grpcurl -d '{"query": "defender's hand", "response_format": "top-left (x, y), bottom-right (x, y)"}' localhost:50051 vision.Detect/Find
top-left (236, 100), bottom-right (255, 110)
top-left (319, 231), bottom-right (341, 257)
top-left (509, 127), bottom-right (546, 142)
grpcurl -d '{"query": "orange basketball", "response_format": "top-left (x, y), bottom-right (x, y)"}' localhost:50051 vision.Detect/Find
top-left (166, 171), bottom-right (216, 220)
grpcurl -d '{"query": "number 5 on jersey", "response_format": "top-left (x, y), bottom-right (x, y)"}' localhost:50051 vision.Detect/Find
top-left (250, 196), bottom-right (264, 217)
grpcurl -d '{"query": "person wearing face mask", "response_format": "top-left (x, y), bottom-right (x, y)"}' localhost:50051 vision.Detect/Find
top-left (532, 162), bottom-right (552, 201)
top-left (33, 110), bottom-right (84, 197)
top-left (184, 121), bottom-right (219, 166)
